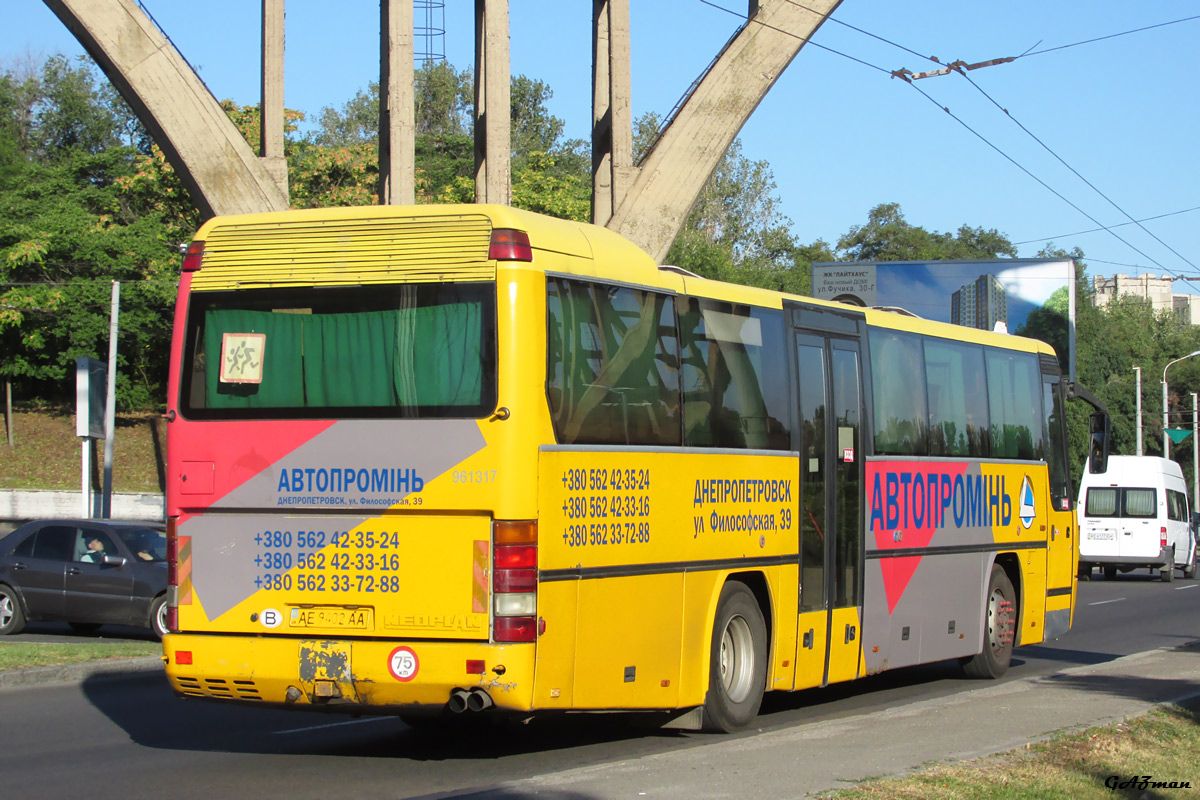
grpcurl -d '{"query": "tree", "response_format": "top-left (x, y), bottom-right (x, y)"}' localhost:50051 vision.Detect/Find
top-left (0, 55), bottom-right (177, 410)
top-left (636, 111), bottom-right (815, 293)
top-left (837, 202), bottom-right (1016, 262)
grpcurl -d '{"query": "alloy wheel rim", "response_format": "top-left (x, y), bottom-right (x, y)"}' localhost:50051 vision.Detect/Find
top-left (986, 587), bottom-right (1006, 653)
top-left (720, 614), bottom-right (755, 702)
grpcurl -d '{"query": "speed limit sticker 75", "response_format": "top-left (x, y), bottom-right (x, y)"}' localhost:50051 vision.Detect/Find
top-left (388, 646), bottom-right (419, 682)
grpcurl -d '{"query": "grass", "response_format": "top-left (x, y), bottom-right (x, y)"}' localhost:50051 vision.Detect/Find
top-left (0, 640), bottom-right (162, 670)
top-left (823, 704), bottom-right (1200, 799)
top-left (0, 406), bottom-right (166, 492)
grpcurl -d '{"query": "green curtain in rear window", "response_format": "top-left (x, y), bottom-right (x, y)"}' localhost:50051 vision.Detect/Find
top-left (303, 310), bottom-right (399, 406)
top-left (205, 304), bottom-right (483, 409)
top-left (394, 302), bottom-right (483, 407)
top-left (205, 309), bottom-right (305, 408)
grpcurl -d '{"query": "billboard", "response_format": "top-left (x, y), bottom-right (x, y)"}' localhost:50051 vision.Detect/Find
top-left (812, 259), bottom-right (1076, 378)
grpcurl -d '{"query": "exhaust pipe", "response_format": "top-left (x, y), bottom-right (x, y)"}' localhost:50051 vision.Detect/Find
top-left (447, 688), bottom-right (470, 714)
top-left (466, 687), bottom-right (494, 712)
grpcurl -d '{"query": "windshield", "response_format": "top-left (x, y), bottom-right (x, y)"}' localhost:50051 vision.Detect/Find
top-left (181, 283), bottom-right (496, 419)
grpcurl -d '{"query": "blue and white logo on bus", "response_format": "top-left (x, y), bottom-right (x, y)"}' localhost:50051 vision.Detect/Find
top-left (1019, 476), bottom-right (1036, 529)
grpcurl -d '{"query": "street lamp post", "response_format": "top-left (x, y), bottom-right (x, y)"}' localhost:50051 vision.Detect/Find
top-left (1162, 350), bottom-right (1200, 458)
top-left (1193, 392), bottom-right (1198, 508)
top-left (1133, 366), bottom-right (1142, 456)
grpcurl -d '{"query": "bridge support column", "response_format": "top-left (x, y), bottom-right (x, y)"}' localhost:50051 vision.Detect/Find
top-left (380, 0), bottom-right (416, 205)
top-left (473, 0), bottom-right (511, 205)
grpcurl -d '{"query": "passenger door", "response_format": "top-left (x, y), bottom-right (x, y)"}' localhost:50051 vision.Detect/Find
top-left (17, 525), bottom-right (74, 619)
top-left (1041, 369), bottom-right (1075, 637)
top-left (791, 306), bottom-right (865, 689)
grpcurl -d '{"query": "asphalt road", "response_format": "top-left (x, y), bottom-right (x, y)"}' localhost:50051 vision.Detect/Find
top-left (2, 572), bottom-right (1198, 800)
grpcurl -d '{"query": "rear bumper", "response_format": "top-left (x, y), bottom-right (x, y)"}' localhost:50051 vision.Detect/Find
top-left (162, 633), bottom-right (535, 714)
top-left (1081, 547), bottom-right (1173, 570)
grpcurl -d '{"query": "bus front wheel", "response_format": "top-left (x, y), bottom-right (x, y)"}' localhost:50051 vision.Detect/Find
top-left (962, 565), bottom-right (1016, 679)
top-left (701, 582), bottom-right (767, 732)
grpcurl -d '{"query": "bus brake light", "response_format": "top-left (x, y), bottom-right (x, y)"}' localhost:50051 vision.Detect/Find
top-left (493, 520), bottom-right (538, 643)
top-left (181, 240), bottom-right (205, 272)
top-left (488, 229), bottom-right (533, 262)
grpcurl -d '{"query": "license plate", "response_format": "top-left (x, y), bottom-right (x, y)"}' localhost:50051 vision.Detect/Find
top-left (288, 606), bottom-right (373, 630)
top-left (1088, 529), bottom-right (1115, 541)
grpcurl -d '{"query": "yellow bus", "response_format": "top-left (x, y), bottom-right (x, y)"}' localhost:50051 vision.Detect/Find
top-left (162, 204), bottom-right (1109, 731)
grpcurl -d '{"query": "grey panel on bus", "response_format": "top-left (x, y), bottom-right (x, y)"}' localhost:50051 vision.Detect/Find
top-left (211, 419), bottom-right (485, 510)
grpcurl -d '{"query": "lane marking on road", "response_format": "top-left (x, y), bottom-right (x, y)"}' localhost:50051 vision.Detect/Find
top-left (274, 717), bottom-right (394, 735)
top-left (1088, 598), bottom-right (1126, 606)
top-left (1174, 584), bottom-right (1199, 590)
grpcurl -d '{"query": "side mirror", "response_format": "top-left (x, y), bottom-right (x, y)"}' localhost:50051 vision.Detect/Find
top-left (1088, 412), bottom-right (1110, 475)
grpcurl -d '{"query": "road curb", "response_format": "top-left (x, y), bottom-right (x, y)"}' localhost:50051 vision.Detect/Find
top-left (0, 656), bottom-right (164, 689)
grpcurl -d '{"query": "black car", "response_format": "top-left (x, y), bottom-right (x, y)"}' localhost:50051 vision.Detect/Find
top-left (0, 519), bottom-right (168, 638)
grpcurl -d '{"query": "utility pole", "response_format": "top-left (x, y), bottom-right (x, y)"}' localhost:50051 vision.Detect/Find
top-left (1133, 366), bottom-right (1142, 456)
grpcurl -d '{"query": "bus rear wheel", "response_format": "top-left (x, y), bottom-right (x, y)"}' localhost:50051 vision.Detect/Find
top-left (963, 564), bottom-right (1016, 679)
top-left (701, 582), bottom-right (767, 732)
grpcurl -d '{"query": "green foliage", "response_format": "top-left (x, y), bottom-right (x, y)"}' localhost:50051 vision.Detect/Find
top-left (838, 202), bottom-right (1017, 262)
top-left (0, 56), bottom-right (177, 410)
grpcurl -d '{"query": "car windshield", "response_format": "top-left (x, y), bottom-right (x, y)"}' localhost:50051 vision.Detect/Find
top-left (114, 527), bottom-right (167, 562)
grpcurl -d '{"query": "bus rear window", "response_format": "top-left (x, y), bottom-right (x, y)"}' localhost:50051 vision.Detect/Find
top-left (180, 283), bottom-right (496, 419)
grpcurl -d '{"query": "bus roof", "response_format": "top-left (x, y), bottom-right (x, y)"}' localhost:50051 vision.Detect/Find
top-left (189, 204), bottom-right (1054, 358)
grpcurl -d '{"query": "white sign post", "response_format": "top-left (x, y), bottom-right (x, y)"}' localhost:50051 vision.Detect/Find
top-left (76, 357), bottom-right (106, 518)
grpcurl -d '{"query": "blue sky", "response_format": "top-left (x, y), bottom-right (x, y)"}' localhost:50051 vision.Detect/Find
top-left (5, 1), bottom-right (1199, 291)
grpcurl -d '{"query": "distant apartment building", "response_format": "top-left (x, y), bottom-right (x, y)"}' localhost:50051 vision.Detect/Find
top-left (1092, 273), bottom-right (1200, 324)
top-left (951, 273), bottom-right (1007, 331)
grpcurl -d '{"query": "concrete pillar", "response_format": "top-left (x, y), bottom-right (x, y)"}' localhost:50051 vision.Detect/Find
top-left (260, 0), bottom-right (288, 198)
top-left (473, 0), bottom-right (511, 205)
top-left (43, 0), bottom-right (289, 218)
top-left (379, 0), bottom-right (416, 205)
top-left (591, 0), bottom-right (633, 227)
top-left (607, 0), bottom-right (841, 262)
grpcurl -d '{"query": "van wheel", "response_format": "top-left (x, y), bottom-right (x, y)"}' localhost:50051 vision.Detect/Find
top-left (701, 582), bottom-right (767, 732)
top-left (1161, 549), bottom-right (1175, 582)
top-left (1103, 565), bottom-right (1117, 581)
top-left (963, 565), bottom-right (1016, 679)
top-left (1184, 547), bottom-right (1197, 580)
top-left (1077, 563), bottom-right (1091, 580)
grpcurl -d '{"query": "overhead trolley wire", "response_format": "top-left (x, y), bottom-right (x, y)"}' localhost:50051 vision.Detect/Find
top-left (698, 0), bottom-right (1198, 274)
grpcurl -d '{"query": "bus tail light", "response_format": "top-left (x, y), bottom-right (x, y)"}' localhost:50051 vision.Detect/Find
top-left (166, 516), bottom-right (180, 634)
top-left (181, 240), bottom-right (205, 272)
top-left (493, 520), bottom-right (537, 642)
top-left (488, 229), bottom-right (533, 262)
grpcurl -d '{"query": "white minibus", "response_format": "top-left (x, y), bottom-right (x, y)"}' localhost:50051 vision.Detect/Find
top-left (1078, 455), bottom-right (1197, 581)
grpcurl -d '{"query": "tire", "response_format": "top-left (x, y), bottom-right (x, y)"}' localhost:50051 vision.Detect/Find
top-left (1077, 563), bottom-right (1091, 581)
top-left (149, 595), bottom-right (169, 639)
top-left (1184, 546), bottom-right (1197, 580)
top-left (0, 584), bottom-right (26, 635)
top-left (701, 582), bottom-right (767, 732)
top-left (68, 622), bottom-right (103, 634)
top-left (963, 564), bottom-right (1017, 679)
top-left (1103, 565), bottom-right (1117, 581)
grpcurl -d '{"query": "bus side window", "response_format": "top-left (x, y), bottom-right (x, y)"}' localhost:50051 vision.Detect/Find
top-left (868, 328), bottom-right (928, 456)
top-left (546, 278), bottom-right (681, 446)
top-left (677, 298), bottom-right (789, 451)
top-left (985, 350), bottom-right (1043, 459)
top-left (924, 339), bottom-right (989, 457)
